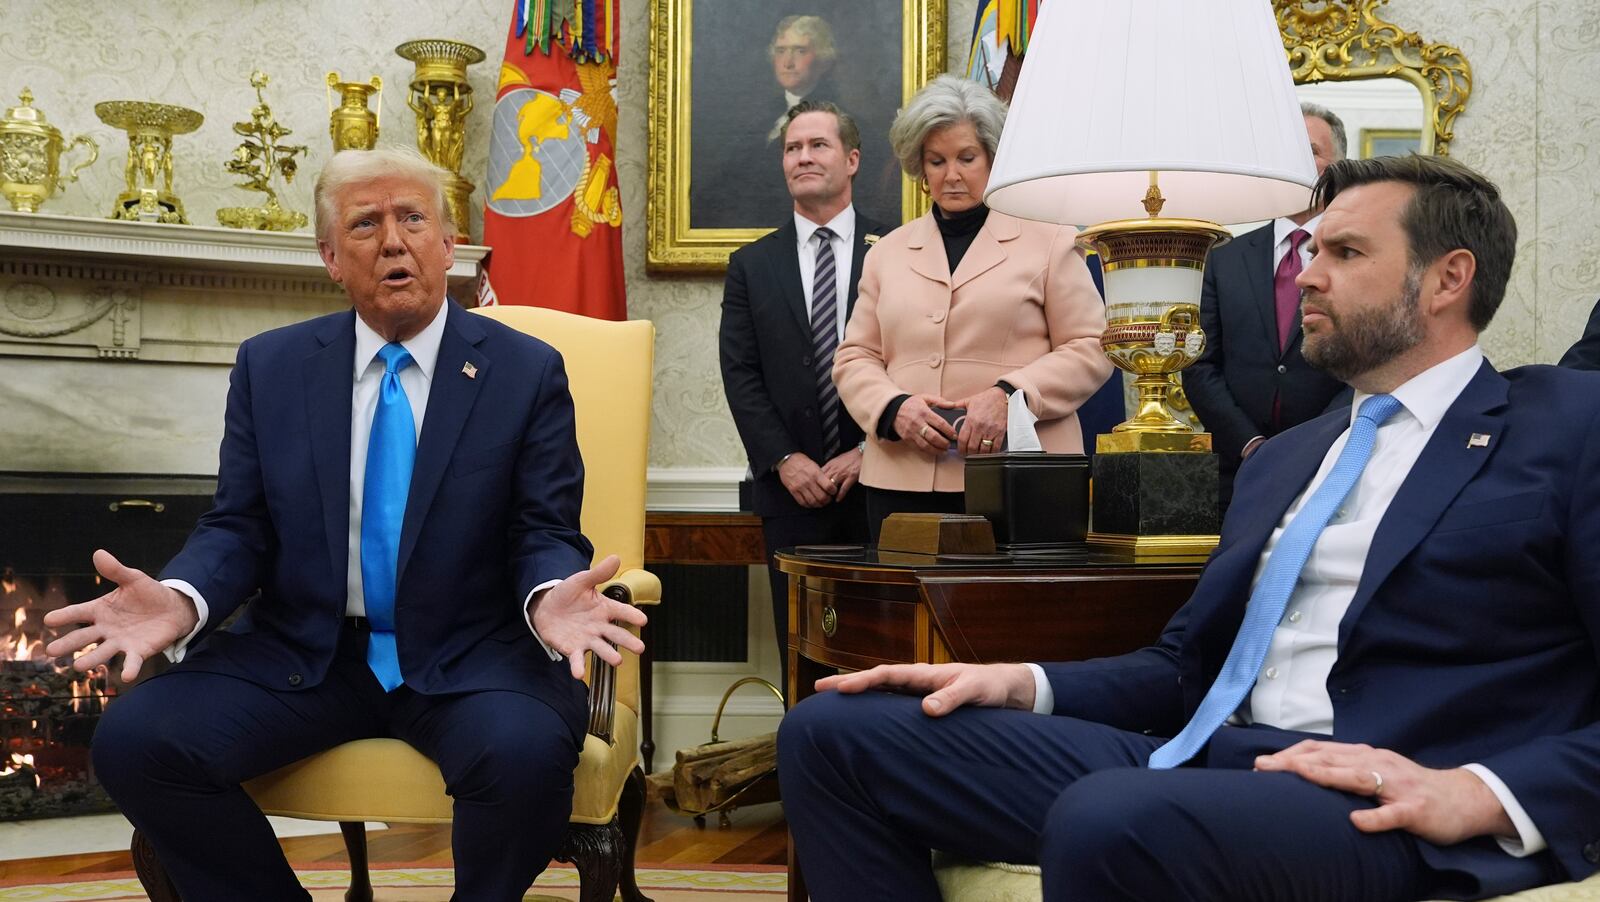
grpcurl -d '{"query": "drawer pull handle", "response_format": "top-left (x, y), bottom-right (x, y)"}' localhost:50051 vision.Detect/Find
top-left (109, 499), bottom-right (165, 513)
top-left (821, 604), bottom-right (838, 638)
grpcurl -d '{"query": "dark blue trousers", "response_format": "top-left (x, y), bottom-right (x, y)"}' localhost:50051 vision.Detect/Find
top-left (779, 691), bottom-right (1432, 902)
top-left (93, 625), bottom-right (579, 902)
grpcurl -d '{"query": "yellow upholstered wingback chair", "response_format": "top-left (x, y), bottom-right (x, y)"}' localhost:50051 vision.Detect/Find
top-left (932, 853), bottom-right (1600, 901)
top-left (130, 306), bottom-right (659, 902)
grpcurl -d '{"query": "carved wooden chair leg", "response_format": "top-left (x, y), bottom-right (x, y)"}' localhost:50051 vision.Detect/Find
top-left (619, 766), bottom-right (654, 902)
top-left (338, 821), bottom-right (374, 902)
top-left (558, 821), bottom-right (624, 902)
top-left (130, 829), bottom-right (182, 902)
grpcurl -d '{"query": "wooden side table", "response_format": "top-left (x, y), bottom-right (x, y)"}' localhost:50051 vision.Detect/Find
top-left (775, 549), bottom-right (1202, 901)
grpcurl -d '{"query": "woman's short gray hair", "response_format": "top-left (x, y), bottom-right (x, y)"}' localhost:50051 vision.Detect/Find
top-left (888, 74), bottom-right (1008, 179)
top-left (313, 147), bottom-right (453, 240)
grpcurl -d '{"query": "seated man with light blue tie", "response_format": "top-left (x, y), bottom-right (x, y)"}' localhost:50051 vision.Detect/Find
top-left (43, 147), bottom-right (645, 902)
top-left (780, 154), bottom-right (1600, 901)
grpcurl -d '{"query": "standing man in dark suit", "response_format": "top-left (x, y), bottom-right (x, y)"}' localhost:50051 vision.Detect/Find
top-left (1187, 103), bottom-right (1350, 510)
top-left (720, 101), bottom-right (883, 692)
top-left (44, 148), bottom-right (645, 902)
top-left (783, 156), bottom-right (1600, 901)
top-left (1559, 297), bottom-right (1600, 369)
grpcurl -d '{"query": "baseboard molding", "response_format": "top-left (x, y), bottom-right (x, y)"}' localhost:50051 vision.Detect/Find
top-left (646, 466), bottom-right (746, 512)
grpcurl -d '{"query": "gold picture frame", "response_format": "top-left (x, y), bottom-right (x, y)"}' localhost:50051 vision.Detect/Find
top-left (646, 0), bottom-right (946, 273)
top-left (1276, 0), bottom-right (1471, 156)
top-left (1361, 127), bottom-right (1423, 158)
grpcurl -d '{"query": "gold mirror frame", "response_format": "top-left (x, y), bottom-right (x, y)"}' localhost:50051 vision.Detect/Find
top-left (1276, 0), bottom-right (1471, 156)
top-left (646, 0), bottom-right (945, 273)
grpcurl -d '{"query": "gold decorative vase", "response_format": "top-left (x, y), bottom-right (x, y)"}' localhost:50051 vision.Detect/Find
top-left (396, 38), bottom-right (485, 242)
top-left (327, 72), bottom-right (382, 152)
top-left (0, 89), bottom-right (99, 213)
top-left (1079, 217), bottom-right (1231, 453)
top-left (94, 100), bottom-right (204, 224)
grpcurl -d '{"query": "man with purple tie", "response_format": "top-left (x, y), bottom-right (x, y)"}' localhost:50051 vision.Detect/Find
top-left (1186, 103), bottom-right (1351, 511)
top-left (781, 155), bottom-right (1600, 901)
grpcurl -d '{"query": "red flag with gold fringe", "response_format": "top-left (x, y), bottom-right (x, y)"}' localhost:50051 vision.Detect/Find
top-left (477, 0), bottom-right (625, 320)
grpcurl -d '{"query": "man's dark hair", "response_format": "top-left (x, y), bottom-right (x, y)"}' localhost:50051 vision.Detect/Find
top-left (1312, 154), bottom-right (1517, 332)
top-left (782, 100), bottom-right (862, 155)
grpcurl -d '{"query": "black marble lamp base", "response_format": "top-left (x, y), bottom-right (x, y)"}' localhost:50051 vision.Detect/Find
top-left (1090, 450), bottom-right (1220, 559)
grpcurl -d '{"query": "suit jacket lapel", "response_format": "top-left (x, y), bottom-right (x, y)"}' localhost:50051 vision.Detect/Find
top-left (304, 311), bottom-right (357, 586)
top-left (905, 213), bottom-right (951, 287)
top-left (1244, 225), bottom-right (1280, 357)
top-left (1338, 362), bottom-right (1508, 644)
top-left (768, 222), bottom-right (811, 337)
top-left (847, 215), bottom-right (880, 321)
top-left (397, 301), bottom-right (488, 586)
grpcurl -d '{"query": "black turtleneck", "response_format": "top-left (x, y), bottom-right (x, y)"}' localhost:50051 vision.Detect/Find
top-left (934, 202), bottom-right (989, 274)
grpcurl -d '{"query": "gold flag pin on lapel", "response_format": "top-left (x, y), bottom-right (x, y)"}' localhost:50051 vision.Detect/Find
top-left (1467, 433), bottom-right (1490, 448)
top-left (864, 234), bottom-right (880, 246)
top-left (462, 361), bottom-right (478, 380)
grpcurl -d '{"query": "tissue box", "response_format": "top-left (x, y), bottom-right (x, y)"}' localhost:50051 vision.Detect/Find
top-left (964, 452), bottom-right (1090, 554)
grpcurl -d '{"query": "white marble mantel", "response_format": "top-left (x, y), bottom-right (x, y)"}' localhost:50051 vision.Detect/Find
top-left (0, 211), bottom-right (486, 475)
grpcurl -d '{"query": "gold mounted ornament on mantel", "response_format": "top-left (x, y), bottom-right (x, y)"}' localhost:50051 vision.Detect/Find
top-left (95, 99), bottom-right (204, 224)
top-left (326, 72), bottom-right (383, 152)
top-left (217, 71), bottom-right (309, 232)
top-left (396, 38), bottom-right (485, 243)
top-left (0, 88), bottom-right (99, 213)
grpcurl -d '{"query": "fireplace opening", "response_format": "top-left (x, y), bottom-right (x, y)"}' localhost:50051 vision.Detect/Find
top-left (0, 474), bottom-right (213, 820)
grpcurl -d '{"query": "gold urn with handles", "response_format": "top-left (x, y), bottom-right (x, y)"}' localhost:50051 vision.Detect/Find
top-left (326, 72), bottom-right (383, 152)
top-left (0, 88), bottom-right (99, 213)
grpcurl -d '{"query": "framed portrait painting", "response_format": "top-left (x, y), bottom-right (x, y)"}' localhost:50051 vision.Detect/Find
top-left (1360, 128), bottom-right (1423, 159)
top-left (647, 0), bottom-right (946, 272)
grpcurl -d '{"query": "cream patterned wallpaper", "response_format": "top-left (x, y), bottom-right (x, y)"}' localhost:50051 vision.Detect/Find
top-left (4, 0), bottom-right (1595, 470)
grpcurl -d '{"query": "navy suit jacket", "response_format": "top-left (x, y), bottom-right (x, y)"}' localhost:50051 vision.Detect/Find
top-left (720, 215), bottom-right (881, 517)
top-left (1042, 361), bottom-right (1600, 896)
top-left (1559, 297), bottom-right (1600, 370)
top-left (1186, 223), bottom-right (1347, 478)
top-left (159, 301), bottom-right (593, 737)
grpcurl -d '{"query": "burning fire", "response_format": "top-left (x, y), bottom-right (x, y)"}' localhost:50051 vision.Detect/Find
top-left (0, 753), bottom-right (40, 788)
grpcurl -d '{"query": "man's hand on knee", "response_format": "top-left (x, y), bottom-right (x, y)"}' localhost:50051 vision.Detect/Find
top-left (1253, 740), bottom-right (1516, 845)
top-left (814, 662), bottom-right (1037, 716)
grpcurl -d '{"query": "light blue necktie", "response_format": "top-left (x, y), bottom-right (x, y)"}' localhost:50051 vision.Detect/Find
top-left (361, 342), bottom-right (416, 692)
top-left (1148, 393), bottom-right (1403, 769)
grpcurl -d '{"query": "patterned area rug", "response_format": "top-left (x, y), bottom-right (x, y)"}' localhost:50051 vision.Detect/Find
top-left (0, 863), bottom-right (787, 900)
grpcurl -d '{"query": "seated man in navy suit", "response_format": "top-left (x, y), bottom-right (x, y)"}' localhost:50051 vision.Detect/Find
top-left (781, 154), bottom-right (1600, 901)
top-left (44, 147), bottom-right (646, 902)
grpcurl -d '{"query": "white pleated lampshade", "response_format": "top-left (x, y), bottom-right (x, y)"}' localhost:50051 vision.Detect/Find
top-left (984, 0), bottom-right (1317, 226)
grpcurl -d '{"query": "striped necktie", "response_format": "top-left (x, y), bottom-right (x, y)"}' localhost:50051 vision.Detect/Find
top-left (1148, 393), bottom-right (1404, 768)
top-left (811, 227), bottom-right (841, 458)
top-left (360, 342), bottom-right (416, 692)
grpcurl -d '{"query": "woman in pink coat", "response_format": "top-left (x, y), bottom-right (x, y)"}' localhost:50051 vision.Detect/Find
top-left (833, 75), bottom-right (1112, 540)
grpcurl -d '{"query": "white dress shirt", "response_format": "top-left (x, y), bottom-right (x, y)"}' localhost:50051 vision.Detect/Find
top-left (1028, 345), bottom-right (1545, 855)
top-left (794, 205), bottom-right (856, 343)
top-left (166, 300), bottom-right (562, 663)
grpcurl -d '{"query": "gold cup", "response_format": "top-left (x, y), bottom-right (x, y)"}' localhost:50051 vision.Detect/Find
top-left (1079, 218), bottom-right (1231, 450)
top-left (0, 89), bottom-right (99, 213)
top-left (94, 100), bottom-right (204, 224)
top-left (396, 39), bottom-right (485, 242)
top-left (327, 72), bottom-right (383, 152)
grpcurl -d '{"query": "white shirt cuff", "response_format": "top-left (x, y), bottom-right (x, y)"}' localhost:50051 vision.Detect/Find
top-left (523, 579), bottom-right (565, 661)
top-left (1461, 763), bottom-right (1547, 857)
top-left (158, 579), bottom-right (208, 663)
top-left (1025, 663), bottom-right (1054, 715)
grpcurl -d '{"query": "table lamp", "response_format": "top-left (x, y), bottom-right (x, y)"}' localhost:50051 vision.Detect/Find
top-left (984, 0), bottom-right (1318, 559)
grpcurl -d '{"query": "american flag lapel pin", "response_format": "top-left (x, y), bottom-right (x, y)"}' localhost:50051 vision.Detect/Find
top-left (1467, 433), bottom-right (1490, 448)
top-left (462, 361), bottom-right (478, 380)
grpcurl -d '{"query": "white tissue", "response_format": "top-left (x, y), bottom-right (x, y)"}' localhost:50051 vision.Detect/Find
top-left (1007, 389), bottom-right (1043, 451)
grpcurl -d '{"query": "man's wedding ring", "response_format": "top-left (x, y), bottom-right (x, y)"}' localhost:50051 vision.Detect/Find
top-left (1370, 770), bottom-right (1384, 797)
top-left (920, 424), bottom-right (931, 440)
top-left (980, 438), bottom-right (994, 447)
